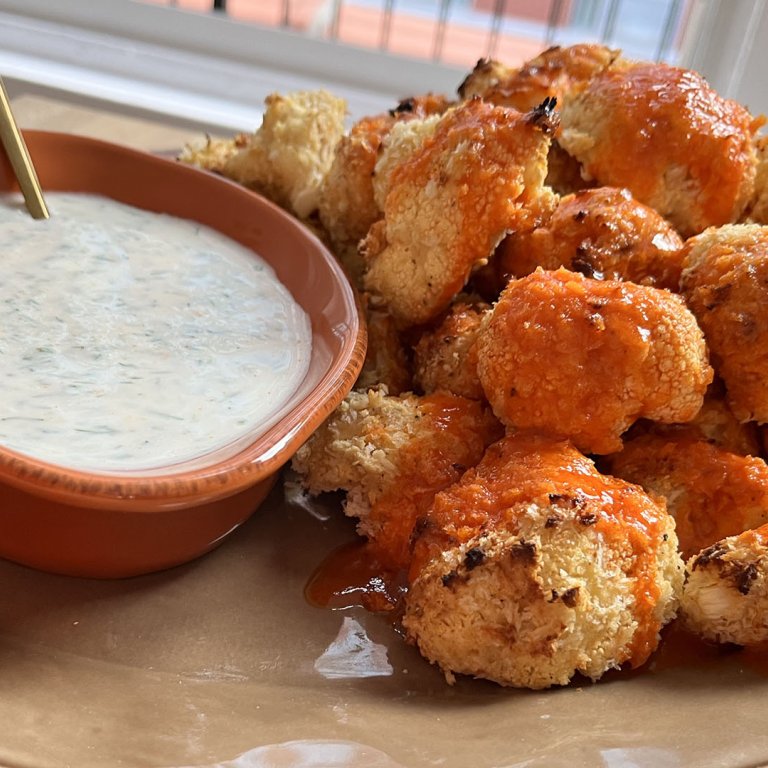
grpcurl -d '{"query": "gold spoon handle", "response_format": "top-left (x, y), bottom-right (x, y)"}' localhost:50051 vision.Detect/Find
top-left (0, 77), bottom-right (49, 220)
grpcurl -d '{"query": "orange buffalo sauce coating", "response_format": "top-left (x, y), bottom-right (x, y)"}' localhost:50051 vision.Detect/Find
top-left (568, 63), bottom-right (759, 234)
top-left (476, 268), bottom-right (711, 455)
top-left (740, 523), bottom-right (768, 549)
top-left (410, 432), bottom-right (668, 667)
top-left (366, 393), bottom-right (502, 571)
top-left (343, 92), bottom-right (452, 172)
top-left (495, 187), bottom-right (684, 289)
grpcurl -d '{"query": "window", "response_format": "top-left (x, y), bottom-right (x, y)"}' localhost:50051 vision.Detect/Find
top-left (136, 0), bottom-right (692, 67)
top-left (1, 0), bottom-right (766, 131)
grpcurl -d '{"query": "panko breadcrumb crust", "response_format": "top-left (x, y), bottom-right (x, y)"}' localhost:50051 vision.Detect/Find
top-left (558, 61), bottom-right (760, 237)
top-left (606, 433), bottom-right (768, 559)
top-left (319, 93), bottom-right (452, 283)
top-left (412, 301), bottom-right (489, 399)
top-left (362, 97), bottom-right (558, 327)
top-left (458, 44), bottom-right (620, 112)
top-left (495, 186), bottom-right (684, 289)
top-left (183, 90), bottom-right (346, 219)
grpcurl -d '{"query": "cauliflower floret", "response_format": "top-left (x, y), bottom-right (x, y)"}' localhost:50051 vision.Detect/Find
top-left (291, 388), bottom-right (501, 568)
top-left (412, 301), bottom-right (489, 400)
top-left (475, 268), bottom-right (713, 454)
top-left (318, 94), bottom-right (451, 283)
top-left (558, 60), bottom-right (760, 237)
top-left (222, 90), bottom-right (347, 219)
top-left (681, 525), bottom-right (768, 645)
top-left (495, 186), bottom-right (684, 290)
top-left (680, 224), bottom-right (768, 424)
top-left (362, 97), bottom-right (558, 327)
top-left (178, 132), bottom-right (249, 173)
top-left (458, 44), bottom-right (620, 112)
top-left (404, 433), bottom-right (683, 689)
top-left (355, 305), bottom-right (412, 396)
top-left (606, 433), bottom-right (768, 559)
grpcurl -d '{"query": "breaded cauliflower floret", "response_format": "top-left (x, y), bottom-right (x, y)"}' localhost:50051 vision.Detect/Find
top-left (606, 433), bottom-right (768, 559)
top-left (178, 133), bottom-right (249, 173)
top-left (680, 224), bottom-right (768, 423)
top-left (458, 44), bottom-right (620, 111)
top-left (681, 525), bottom-right (768, 645)
top-left (362, 98), bottom-right (558, 327)
top-left (318, 94), bottom-right (451, 282)
top-left (689, 390), bottom-right (761, 455)
top-left (291, 388), bottom-right (501, 568)
top-left (355, 305), bottom-right (412, 396)
top-left (404, 433), bottom-right (683, 689)
top-left (559, 61), bottom-right (760, 237)
top-left (412, 301), bottom-right (489, 399)
top-left (317, 112), bottom-right (394, 278)
top-left (495, 187), bottom-right (684, 290)
top-left (475, 268), bottom-right (713, 455)
top-left (222, 90), bottom-right (347, 219)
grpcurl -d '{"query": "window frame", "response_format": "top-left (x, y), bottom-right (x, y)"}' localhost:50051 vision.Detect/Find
top-left (1, 0), bottom-right (766, 131)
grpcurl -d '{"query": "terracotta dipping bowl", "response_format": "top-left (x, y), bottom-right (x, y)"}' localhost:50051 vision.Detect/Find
top-left (0, 130), bottom-right (366, 578)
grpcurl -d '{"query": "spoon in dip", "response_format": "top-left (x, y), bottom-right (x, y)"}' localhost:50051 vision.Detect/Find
top-left (0, 77), bottom-right (49, 219)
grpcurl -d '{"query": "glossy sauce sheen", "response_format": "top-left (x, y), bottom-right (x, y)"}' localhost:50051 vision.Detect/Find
top-left (0, 193), bottom-right (311, 472)
top-left (305, 540), bottom-right (406, 614)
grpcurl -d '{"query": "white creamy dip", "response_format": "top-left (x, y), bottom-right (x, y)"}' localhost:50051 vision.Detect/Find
top-left (0, 192), bottom-right (312, 472)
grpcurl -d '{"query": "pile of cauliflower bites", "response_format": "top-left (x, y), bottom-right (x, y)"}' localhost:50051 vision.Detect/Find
top-left (181, 44), bottom-right (768, 690)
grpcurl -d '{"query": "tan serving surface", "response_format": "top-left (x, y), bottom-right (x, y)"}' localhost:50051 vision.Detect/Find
top-left (2, 94), bottom-right (768, 768)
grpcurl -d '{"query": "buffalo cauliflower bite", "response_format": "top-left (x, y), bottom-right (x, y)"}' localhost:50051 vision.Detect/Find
top-left (680, 224), bottom-right (768, 424)
top-left (318, 94), bottom-right (451, 281)
top-left (606, 433), bottom-right (768, 559)
top-left (412, 301), bottom-right (490, 399)
top-left (362, 97), bottom-right (558, 327)
top-left (220, 90), bottom-right (347, 219)
top-left (317, 112), bottom-right (394, 279)
top-left (684, 388), bottom-right (761, 455)
top-left (475, 268), bottom-right (713, 455)
top-left (494, 187), bottom-right (684, 290)
top-left (404, 433), bottom-right (683, 689)
top-left (558, 61), bottom-right (759, 237)
top-left (458, 44), bottom-right (620, 112)
top-left (291, 388), bottom-right (501, 569)
top-left (681, 524), bottom-right (768, 645)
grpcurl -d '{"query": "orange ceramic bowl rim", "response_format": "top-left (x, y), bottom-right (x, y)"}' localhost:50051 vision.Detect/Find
top-left (0, 130), bottom-right (366, 512)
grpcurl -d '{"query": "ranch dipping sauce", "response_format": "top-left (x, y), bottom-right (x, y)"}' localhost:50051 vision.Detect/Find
top-left (0, 192), bottom-right (312, 472)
